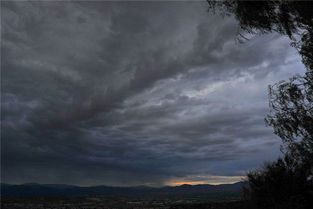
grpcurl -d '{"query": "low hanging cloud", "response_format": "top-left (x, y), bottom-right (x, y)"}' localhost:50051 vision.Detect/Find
top-left (1, 1), bottom-right (305, 186)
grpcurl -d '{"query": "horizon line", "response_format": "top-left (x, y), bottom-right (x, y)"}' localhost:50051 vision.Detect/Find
top-left (1, 180), bottom-right (245, 188)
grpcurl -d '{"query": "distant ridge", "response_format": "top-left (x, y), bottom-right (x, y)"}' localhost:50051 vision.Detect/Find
top-left (1, 182), bottom-right (247, 197)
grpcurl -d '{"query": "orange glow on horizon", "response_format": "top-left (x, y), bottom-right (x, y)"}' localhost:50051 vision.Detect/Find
top-left (204, 181), bottom-right (240, 185)
top-left (167, 181), bottom-right (206, 186)
top-left (166, 175), bottom-right (246, 186)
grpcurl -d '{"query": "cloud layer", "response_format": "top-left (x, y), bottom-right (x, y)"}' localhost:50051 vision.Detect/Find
top-left (1, 1), bottom-right (305, 186)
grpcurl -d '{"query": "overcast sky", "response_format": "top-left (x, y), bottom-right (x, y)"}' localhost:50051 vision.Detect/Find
top-left (1, 1), bottom-right (306, 186)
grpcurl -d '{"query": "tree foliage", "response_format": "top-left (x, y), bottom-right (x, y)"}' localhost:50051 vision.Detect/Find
top-left (266, 71), bottom-right (313, 163)
top-left (207, 0), bottom-right (313, 162)
top-left (207, 1), bottom-right (313, 208)
top-left (207, 0), bottom-right (313, 71)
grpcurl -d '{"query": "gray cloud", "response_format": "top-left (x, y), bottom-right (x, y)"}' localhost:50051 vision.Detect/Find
top-left (1, 1), bottom-right (305, 186)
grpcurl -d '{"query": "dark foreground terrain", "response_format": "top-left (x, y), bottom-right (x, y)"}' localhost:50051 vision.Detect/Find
top-left (1, 183), bottom-right (249, 208)
top-left (1, 195), bottom-right (250, 209)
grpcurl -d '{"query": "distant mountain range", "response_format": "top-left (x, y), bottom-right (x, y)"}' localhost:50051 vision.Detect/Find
top-left (1, 182), bottom-right (247, 197)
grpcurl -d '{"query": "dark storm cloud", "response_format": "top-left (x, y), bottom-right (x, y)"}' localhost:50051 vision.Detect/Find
top-left (1, 1), bottom-right (305, 186)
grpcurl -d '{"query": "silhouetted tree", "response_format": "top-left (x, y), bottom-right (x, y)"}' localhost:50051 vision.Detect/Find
top-left (266, 71), bottom-right (313, 165)
top-left (244, 71), bottom-right (313, 208)
top-left (257, 71), bottom-right (313, 209)
top-left (207, 1), bottom-right (313, 208)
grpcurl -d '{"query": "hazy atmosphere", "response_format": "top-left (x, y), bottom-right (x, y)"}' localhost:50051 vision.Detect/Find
top-left (1, 1), bottom-right (306, 187)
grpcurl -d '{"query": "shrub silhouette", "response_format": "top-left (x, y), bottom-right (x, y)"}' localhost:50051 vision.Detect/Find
top-left (245, 154), bottom-right (312, 209)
